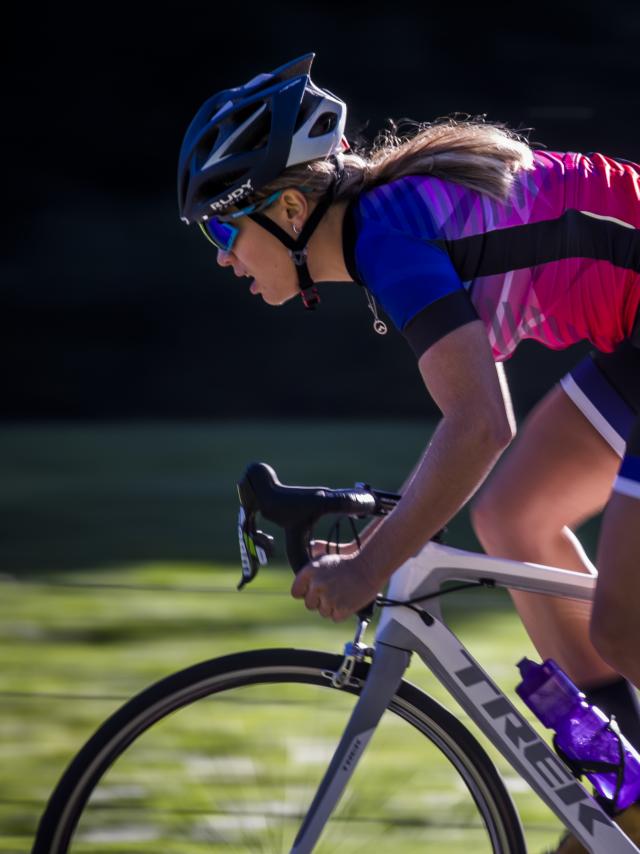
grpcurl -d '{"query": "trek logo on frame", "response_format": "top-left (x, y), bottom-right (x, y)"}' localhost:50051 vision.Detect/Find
top-left (454, 649), bottom-right (610, 838)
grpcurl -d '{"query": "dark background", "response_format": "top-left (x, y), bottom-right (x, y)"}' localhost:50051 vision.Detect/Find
top-left (5, 0), bottom-right (640, 420)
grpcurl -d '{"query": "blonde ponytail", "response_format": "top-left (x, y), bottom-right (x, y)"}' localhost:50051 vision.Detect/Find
top-left (254, 115), bottom-right (535, 205)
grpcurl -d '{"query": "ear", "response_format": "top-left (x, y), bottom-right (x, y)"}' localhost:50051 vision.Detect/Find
top-left (280, 188), bottom-right (310, 227)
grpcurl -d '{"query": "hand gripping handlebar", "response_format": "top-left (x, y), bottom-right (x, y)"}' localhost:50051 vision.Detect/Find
top-left (236, 462), bottom-right (400, 621)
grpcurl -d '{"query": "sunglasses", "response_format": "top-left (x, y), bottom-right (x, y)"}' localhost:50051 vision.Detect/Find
top-left (198, 190), bottom-right (284, 252)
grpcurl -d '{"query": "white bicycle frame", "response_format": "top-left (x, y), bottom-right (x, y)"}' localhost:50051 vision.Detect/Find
top-left (291, 540), bottom-right (638, 854)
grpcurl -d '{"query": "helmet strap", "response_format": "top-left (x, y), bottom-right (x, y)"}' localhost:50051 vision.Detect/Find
top-left (247, 159), bottom-right (343, 311)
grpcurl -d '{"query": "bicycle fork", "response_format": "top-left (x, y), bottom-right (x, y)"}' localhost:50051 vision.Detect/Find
top-left (290, 641), bottom-right (411, 854)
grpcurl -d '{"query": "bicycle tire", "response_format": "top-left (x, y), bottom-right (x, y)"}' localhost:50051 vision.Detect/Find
top-left (32, 647), bottom-right (527, 853)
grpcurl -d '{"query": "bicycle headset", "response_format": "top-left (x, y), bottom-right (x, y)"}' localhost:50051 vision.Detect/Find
top-left (177, 53), bottom-right (350, 308)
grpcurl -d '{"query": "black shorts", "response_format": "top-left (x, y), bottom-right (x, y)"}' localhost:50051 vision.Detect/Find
top-left (559, 311), bottom-right (640, 498)
top-left (560, 341), bottom-right (640, 458)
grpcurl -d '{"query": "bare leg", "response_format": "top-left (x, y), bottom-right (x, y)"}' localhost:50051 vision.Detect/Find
top-left (592, 487), bottom-right (640, 688)
top-left (471, 384), bottom-right (620, 685)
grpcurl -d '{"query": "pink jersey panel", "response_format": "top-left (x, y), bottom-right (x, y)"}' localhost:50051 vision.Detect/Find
top-left (472, 260), bottom-right (640, 360)
top-left (417, 151), bottom-right (640, 358)
top-left (421, 151), bottom-right (640, 240)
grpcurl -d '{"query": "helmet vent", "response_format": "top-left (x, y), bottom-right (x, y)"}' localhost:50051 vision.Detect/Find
top-left (309, 112), bottom-right (338, 138)
top-left (195, 130), bottom-right (220, 168)
top-left (231, 102), bottom-right (265, 129)
top-left (178, 54), bottom-right (347, 222)
top-left (226, 109), bottom-right (272, 155)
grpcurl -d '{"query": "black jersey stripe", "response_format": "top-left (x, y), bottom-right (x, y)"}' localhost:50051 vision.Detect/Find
top-left (403, 290), bottom-right (479, 359)
top-left (435, 209), bottom-right (640, 282)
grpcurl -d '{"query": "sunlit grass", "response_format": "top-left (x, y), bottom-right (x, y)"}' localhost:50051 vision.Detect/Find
top-left (0, 420), bottom-right (589, 850)
top-left (1, 563), bottom-right (564, 852)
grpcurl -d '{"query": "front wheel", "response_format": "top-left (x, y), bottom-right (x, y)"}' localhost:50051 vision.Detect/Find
top-left (33, 648), bottom-right (526, 853)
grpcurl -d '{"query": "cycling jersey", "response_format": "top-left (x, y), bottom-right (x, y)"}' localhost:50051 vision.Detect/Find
top-left (342, 151), bottom-right (640, 361)
top-left (341, 151), bottom-right (640, 497)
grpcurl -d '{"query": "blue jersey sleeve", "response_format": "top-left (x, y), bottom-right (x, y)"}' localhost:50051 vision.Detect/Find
top-left (353, 220), bottom-right (478, 357)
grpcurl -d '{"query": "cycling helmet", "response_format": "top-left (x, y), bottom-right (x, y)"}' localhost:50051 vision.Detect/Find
top-left (177, 53), bottom-right (348, 224)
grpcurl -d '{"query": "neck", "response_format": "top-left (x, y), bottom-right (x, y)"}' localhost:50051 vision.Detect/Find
top-left (305, 200), bottom-right (353, 283)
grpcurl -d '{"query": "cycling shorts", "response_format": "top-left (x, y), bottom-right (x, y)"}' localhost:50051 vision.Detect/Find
top-left (559, 339), bottom-right (640, 499)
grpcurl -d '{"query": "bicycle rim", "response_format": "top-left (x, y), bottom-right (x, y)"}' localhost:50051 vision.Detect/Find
top-left (33, 648), bottom-right (525, 853)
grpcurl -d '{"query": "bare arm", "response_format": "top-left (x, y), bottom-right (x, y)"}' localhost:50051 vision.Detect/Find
top-left (348, 320), bottom-right (515, 589)
top-left (312, 340), bottom-right (513, 558)
top-left (292, 320), bottom-right (516, 620)
top-left (311, 432), bottom-right (422, 557)
top-left (313, 356), bottom-right (509, 557)
top-left (314, 454), bottom-right (426, 556)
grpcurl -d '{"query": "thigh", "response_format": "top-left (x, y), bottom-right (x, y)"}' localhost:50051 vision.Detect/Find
top-left (591, 342), bottom-right (640, 624)
top-left (594, 416), bottom-right (640, 631)
top-left (476, 381), bottom-right (620, 533)
top-left (475, 360), bottom-right (629, 683)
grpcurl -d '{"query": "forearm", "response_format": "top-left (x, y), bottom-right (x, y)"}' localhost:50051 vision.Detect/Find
top-left (335, 365), bottom-right (512, 553)
top-left (356, 456), bottom-right (423, 548)
top-left (352, 414), bottom-right (511, 587)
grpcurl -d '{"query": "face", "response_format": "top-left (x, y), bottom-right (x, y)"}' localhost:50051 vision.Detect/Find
top-left (214, 191), bottom-right (306, 306)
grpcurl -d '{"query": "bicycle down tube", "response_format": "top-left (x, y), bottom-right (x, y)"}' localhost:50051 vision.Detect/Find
top-left (291, 541), bottom-right (638, 854)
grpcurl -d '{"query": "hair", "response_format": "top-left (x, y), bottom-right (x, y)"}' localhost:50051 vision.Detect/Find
top-left (253, 115), bottom-right (535, 206)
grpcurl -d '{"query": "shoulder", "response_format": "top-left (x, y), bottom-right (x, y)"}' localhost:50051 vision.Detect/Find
top-left (348, 176), bottom-right (454, 294)
top-left (348, 176), bottom-right (446, 275)
top-left (349, 209), bottom-right (453, 301)
top-left (342, 185), bottom-right (473, 345)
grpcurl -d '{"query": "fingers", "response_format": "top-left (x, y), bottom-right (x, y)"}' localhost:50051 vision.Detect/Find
top-left (291, 566), bottom-right (312, 599)
top-left (290, 559), bottom-right (356, 622)
top-left (291, 566), bottom-right (321, 609)
top-left (310, 596), bottom-right (346, 621)
top-left (317, 599), bottom-right (333, 619)
top-left (291, 566), bottom-right (333, 618)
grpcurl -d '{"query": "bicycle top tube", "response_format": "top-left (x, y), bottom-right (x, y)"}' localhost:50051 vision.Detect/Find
top-left (237, 461), bottom-right (400, 578)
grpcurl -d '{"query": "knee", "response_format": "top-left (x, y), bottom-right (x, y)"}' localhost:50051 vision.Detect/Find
top-left (471, 485), bottom-right (525, 550)
top-left (471, 483), bottom-right (572, 558)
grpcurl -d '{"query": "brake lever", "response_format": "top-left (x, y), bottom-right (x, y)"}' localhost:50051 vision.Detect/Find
top-left (237, 506), bottom-right (275, 590)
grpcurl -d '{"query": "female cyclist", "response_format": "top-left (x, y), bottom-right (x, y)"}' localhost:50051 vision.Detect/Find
top-left (178, 54), bottom-right (640, 851)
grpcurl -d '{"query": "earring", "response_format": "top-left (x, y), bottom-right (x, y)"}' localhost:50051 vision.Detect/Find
top-left (292, 224), bottom-right (300, 235)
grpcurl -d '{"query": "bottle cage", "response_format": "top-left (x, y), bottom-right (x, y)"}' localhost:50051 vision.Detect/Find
top-left (552, 716), bottom-right (626, 814)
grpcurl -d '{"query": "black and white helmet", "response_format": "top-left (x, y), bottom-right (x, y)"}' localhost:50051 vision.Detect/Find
top-left (178, 54), bottom-right (348, 224)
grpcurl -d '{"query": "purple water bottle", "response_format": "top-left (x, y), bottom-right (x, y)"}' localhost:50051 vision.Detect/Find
top-left (516, 658), bottom-right (640, 811)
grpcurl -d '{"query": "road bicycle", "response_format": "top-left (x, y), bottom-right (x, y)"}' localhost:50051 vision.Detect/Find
top-left (32, 462), bottom-right (640, 852)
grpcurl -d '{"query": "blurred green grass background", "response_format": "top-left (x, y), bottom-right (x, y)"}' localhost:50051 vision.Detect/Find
top-left (1, 419), bottom-right (476, 573)
top-left (1, 419), bottom-right (601, 851)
